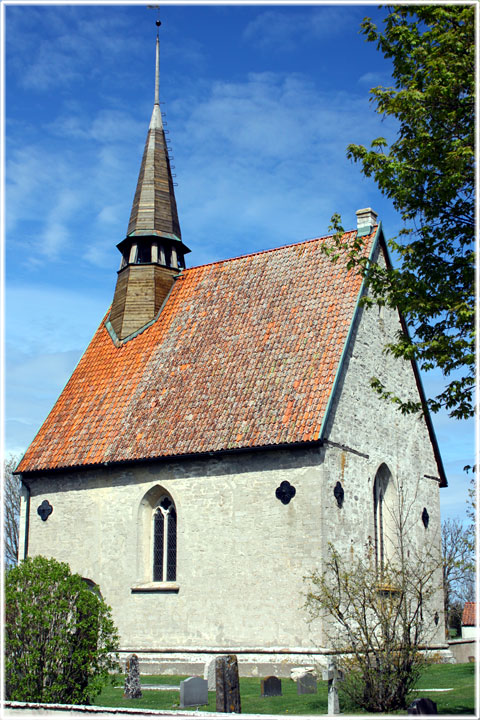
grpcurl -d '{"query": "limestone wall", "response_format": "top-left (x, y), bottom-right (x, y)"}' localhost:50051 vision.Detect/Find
top-left (319, 244), bottom-right (445, 648)
top-left (21, 446), bottom-right (327, 655)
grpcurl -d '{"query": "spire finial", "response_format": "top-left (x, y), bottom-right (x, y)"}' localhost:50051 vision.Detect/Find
top-left (148, 6), bottom-right (161, 106)
top-left (155, 31), bottom-right (160, 106)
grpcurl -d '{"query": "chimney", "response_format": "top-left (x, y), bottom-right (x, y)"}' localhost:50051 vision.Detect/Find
top-left (356, 208), bottom-right (378, 237)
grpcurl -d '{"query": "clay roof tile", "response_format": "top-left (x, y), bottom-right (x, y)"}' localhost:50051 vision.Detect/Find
top-left (17, 229), bottom-right (377, 474)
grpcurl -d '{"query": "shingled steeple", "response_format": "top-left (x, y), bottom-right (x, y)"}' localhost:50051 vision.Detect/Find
top-left (109, 29), bottom-right (190, 342)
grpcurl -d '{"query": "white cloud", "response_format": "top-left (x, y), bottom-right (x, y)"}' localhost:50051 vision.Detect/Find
top-left (5, 347), bottom-right (84, 455)
top-left (47, 109), bottom-right (145, 144)
top-left (169, 71), bottom-right (398, 262)
top-left (243, 8), bottom-right (350, 50)
top-left (6, 5), bottom-right (134, 92)
top-left (5, 283), bottom-right (112, 454)
top-left (358, 71), bottom-right (391, 87)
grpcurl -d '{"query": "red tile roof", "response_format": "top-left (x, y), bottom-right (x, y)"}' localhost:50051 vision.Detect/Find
top-left (17, 229), bottom-right (377, 474)
top-left (462, 602), bottom-right (476, 626)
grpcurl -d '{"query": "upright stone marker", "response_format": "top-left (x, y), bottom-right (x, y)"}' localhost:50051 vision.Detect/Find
top-left (180, 676), bottom-right (208, 708)
top-left (322, 660), bottom-right (344, 715)
top-left (204, 657), bottom-right (217, 691)
top-left (297, 673), bottom-right (317, 694)
top-left (261, 676), bottom-right (282, 697)
top-left (123, 653), bottom-right (142, 699)
top-left (216, 654), bottom-right (241, 713)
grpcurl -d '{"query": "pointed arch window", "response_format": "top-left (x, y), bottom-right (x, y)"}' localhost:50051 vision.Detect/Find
top-left (373, 464), bottom-right (396, 572)
top-left (153, 495), bottom-right (177, 582)
top-left (132, 485), bottom-right (179, 593)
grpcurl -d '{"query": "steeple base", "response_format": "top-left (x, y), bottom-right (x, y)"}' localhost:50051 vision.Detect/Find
top-left (109, 264), bottom-right (178, 341)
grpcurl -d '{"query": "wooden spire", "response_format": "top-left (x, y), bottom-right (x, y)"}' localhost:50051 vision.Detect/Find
top-left (109, 28), bottom-right (190, 343)
top-left (126, 35), bottom-right (181, 241)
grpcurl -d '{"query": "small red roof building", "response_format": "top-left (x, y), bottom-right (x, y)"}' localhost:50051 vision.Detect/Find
top-left (462, 602), bottom-right (477, 626)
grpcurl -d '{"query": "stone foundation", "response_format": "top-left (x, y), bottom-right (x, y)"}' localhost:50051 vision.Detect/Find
top-left (118, 646), bottom-right (454, 677)
top-left (118, 650), bottom-right (327, 678)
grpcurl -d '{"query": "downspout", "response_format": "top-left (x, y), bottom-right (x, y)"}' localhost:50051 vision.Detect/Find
top-left (318, 222), bottom-right (383, 441)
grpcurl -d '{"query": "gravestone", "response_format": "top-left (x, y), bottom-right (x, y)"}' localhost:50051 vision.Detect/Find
top-left (407, 698), bottom-right (438, 715)
top-left (291, 666), bottom-right (315, 682)
top-left (322, 660), bottom-right (344, 714)
top-left (180, 676), bottom-right (208, 708)
top-left (123, 653), bottom-right (142, 699)
top-left (204, 657), bottom-right (217, 691)
top-left (261, 676), bottom-right (282, 697)
top-left (297, 673), bottom-right (317, 694)
top-left (216, 654), bottom-right (241, 713)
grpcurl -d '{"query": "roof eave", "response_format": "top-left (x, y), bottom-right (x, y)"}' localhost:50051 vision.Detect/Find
top-left (15, 437), bottom-right (325, 479)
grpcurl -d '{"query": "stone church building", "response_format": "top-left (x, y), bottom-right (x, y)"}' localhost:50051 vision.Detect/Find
top-left (16, 34), bottom-right (448, 675)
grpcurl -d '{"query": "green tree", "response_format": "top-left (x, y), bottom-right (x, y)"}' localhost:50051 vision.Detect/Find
top-left (327, 5), bottom-right (474, 420)
top-left (5, 556), bottom-right (120, 704)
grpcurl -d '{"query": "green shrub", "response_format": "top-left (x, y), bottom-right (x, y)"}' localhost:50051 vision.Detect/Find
top-left (5, 556), bottom-right (120, 704)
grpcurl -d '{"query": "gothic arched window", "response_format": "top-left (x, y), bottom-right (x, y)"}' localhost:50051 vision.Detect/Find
top-left (153, 495), bottom-right (177, 582)
top-left (373, 464), bottom-right (395, 572)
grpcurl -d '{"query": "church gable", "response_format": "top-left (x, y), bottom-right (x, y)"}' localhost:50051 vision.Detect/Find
top-left (17, 228), bottom-right (378, 474)
top-left (321, 237), bottom-right (446, 486)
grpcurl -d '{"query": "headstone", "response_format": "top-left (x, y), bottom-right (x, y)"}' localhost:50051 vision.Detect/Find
top-left (123, 653), bottom-right (142, 699)
top-left (297, 673), bottom-right (317, 694)
top-left (291, 666), bottom-right (315, 682)
top-left (216, 654), bottom-right (241, 713)
top-left (180, 676), bottom-right (208, 708)
top-left (322, 660), bottom-right (344, 715)
top-left (407, 698), bottom-right (438, 715)
top-left (261, 676), bottom-right (282, 697)
top-left (204, 657), bottom-right (217, 691)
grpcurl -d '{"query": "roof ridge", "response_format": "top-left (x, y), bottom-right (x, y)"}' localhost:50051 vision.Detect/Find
top-left (183, 227), bottom-right (366, 273)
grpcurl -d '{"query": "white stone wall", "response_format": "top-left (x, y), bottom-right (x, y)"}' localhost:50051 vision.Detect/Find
top-left (20, 242), bottom-right (446, 661)
top-left (319, 244), bottom-right (445, 648)
top-left (22, 447), bottom-right (327, 655)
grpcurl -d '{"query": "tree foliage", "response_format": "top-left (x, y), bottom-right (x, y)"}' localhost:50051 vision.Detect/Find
top-left (5, 556), bottom-right (120, 704)
top-left (4, 454), bottom-right (21, 567)
top-left (327, 5), bottom-right (474, 420)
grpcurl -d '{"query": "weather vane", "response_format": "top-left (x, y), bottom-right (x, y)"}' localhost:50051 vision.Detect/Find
top-left (147, 5), bottom-right (161, 32)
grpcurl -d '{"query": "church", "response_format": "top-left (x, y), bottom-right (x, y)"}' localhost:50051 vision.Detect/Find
top-left (16, 30), bottom-right (449, 676)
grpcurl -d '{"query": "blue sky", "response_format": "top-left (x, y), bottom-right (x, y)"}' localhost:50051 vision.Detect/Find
top-left (4, 2), bottom-right (474, 523)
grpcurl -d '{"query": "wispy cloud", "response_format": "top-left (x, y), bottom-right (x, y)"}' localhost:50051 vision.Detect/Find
top-left (5, 282), bottom-right (111, 454)
top-left (6, 5), bottom-right (134, 92)
top-left (243, 8), bottom-right (350, 50)
top-left (171, 71), bottom-right (398, 262)
top-left (358, 71), bottom-right (392, 87)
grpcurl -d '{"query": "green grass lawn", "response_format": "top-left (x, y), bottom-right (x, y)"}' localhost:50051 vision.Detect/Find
top-left (94, 662), bottom-right (476, 715)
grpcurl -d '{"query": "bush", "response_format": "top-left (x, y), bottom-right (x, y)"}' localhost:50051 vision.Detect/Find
top-left (305, 543), bottom-right (440, 712)
top-left (5, 556), bottom-right (120, 704)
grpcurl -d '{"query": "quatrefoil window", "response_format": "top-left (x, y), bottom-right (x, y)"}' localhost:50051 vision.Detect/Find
top-left (275, 481), bottom-right (296, 505)
top-left (37, 500), bottom-right (53, 522)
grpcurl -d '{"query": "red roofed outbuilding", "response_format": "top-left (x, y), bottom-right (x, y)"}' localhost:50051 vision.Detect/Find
top-left (462, 602), bottom-right (477, 639)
